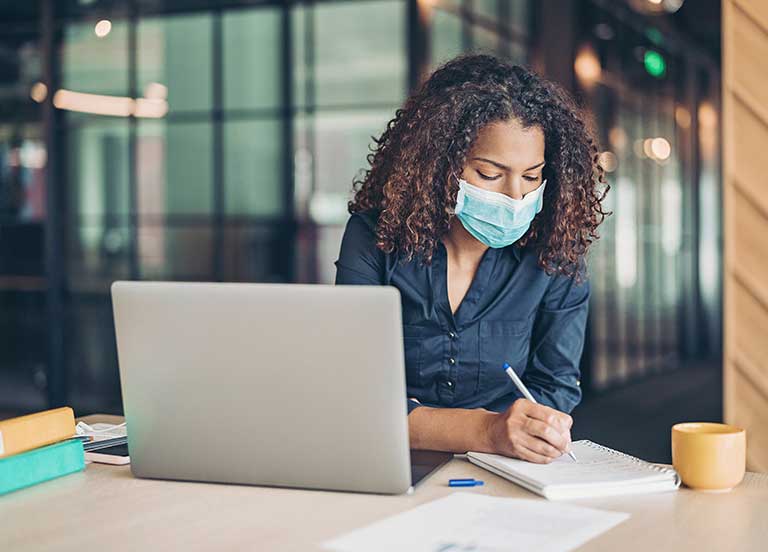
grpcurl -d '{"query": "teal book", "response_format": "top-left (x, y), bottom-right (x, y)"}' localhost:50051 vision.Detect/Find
top-left (0, 439), bottom-right (85, 496)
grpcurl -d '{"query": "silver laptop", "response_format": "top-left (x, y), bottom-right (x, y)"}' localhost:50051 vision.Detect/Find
top-left (111, 281), bottom-right (448, 494)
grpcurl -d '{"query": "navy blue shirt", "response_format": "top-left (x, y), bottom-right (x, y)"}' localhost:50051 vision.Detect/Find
top-left (334, 210), bottom-right (588, 415)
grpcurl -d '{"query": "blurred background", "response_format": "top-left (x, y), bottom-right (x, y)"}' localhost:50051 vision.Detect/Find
top-left (0, 0), bottom-right (723, 462)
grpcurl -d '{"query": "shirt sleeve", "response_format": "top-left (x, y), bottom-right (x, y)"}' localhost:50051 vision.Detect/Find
top-left (334, 213), bottom-right (384, 286)
top-left (334, 213), bottom-right (423, 415)
top-left (516, 269), bottom-right (589, 414)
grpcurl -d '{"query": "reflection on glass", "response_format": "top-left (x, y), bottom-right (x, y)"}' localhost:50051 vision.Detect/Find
top-left (137, 15), bottom-right (213, 112)
top-left (223, 8), bottom-right (282, 110)
top-left (224, 119), bottom-right (284, 217)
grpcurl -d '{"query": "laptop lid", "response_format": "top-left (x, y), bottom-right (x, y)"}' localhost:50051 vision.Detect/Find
top-left (112, 281), bottom-right (412, 494)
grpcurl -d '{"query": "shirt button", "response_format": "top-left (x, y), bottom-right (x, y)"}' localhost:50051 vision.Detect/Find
top-left (448, 331), bottom-right (457, 339)
top-left (448, 357), bottom-right (456, 365)
top-left (446, 380), bottom-right (454, 388)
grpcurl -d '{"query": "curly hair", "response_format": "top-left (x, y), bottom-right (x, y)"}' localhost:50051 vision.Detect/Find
top-left (348, 54), bottom-right (611, 282)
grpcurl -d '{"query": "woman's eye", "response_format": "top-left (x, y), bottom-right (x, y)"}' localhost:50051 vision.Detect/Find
top-left (523, 175), bottom-right (540, 182)
top-left (477, 170), bottom-right (502, 181)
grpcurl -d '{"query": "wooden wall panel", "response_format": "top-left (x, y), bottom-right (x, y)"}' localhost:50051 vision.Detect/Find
top-left (724, 0), bottom-right (768, 471)
top-left (732, 101), bottom-right (768, 218)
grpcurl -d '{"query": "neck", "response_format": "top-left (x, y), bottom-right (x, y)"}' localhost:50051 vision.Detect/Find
top-left (442, 218), bottom-right (489, 266)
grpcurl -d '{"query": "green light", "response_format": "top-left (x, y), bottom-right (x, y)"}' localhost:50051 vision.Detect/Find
top-left (644, 50), bottom-right (666, 78)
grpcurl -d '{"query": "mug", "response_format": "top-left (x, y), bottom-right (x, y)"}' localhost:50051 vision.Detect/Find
top-left (671, 422), bottom-right (746, 491)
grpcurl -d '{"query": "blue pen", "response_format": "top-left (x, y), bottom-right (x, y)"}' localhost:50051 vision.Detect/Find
top-left (449, 478), bottom-right (484, 487)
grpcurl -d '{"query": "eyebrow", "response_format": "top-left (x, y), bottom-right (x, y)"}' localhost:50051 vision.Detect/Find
top-left (473, 157), bottom-right (546, 172)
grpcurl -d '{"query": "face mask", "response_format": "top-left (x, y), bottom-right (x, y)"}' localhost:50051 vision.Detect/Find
top-left (454, 178), bottom-right (547, 248)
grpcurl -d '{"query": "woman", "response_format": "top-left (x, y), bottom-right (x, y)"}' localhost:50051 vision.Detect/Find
top-left (335, 54), bottom-right (609, 464)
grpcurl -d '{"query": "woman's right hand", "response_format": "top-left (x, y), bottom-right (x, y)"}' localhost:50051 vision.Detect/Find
top-left (483, 398), bottom-right (573, 463)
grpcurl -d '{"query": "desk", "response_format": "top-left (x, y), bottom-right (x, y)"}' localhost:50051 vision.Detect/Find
top-left (2, 415), bottom-right (767, 552)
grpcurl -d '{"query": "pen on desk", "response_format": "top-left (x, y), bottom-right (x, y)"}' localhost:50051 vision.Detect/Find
top-left (449, 478), bottom-right (484, 487)
top-left (503, 363), bottom-right (578, 463)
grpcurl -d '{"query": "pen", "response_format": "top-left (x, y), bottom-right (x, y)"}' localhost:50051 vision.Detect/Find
top-left (503, 363), bottom-right (578, 463)
top-left (449, 478), bottom-right (484, 487)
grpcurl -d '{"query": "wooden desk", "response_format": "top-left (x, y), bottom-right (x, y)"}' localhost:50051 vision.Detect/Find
top-left (2, 416), bottom-right (767, 552)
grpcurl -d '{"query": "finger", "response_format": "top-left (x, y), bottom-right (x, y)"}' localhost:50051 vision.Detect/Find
top-left (520, 432), bottom-right (564, 459)
top-left (515, 441), bottom-right (555, 464)
top-left (525, 403), bottom-right (572, 433)
top-left (523, 418), bottom-right (569, 452)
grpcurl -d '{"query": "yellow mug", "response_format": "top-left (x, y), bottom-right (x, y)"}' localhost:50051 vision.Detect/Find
top-left (671, 422), bottom-right (746, 491)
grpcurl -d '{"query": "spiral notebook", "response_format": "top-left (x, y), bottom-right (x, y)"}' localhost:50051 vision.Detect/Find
top-left (467, 440), bottom-right (681, 500)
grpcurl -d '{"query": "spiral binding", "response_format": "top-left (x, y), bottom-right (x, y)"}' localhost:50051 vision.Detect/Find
top-left (579, 439), bottom-right (678, 477)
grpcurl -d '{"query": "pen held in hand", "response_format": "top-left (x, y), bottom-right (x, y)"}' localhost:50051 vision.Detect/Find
top-left (503, 363), bottom-right (578, 463)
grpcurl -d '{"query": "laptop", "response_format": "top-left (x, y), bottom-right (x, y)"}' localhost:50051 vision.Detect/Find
top-left (111, 281), bottom-right (451, 494)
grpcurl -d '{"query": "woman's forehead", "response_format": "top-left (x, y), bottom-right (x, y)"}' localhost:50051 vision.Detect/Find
top-left (470, 120), bottom-right (545, 168)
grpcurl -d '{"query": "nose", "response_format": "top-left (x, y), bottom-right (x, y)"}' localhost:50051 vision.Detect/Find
top-left (505, 178), bottom-right (525, 201)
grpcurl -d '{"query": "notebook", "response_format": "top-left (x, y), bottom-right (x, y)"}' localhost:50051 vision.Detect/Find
top-left (467, 440), bottom-right (681, 500)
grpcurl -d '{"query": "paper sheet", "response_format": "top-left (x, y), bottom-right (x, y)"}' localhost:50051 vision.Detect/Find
top-left (323, 492), bottom-right (629, 552)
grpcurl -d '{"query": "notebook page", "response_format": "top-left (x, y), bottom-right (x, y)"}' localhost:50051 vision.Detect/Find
top-left (471, 440), bottom-right (672, 489)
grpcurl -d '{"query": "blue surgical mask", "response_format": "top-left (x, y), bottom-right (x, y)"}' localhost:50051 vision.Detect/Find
top-left (454, 178), bottom-right (547, 248)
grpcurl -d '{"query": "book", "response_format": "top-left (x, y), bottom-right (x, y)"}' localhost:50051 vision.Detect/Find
top-left (467, 439), bottom-right (681, 500)
top-left (0, 407), bottom-right (76, 459)
top-left (0, 439), bottom-right (85, 496)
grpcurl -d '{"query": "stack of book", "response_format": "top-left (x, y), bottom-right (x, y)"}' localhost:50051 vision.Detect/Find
top-left (0, 407), bottom-right (85, 496)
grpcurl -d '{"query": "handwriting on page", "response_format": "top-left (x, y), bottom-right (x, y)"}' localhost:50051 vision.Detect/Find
top-left (498, 441), bottom-right (663, 485)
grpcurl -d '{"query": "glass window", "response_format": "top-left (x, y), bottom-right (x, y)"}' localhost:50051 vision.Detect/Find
top-left (474, 0), bottom-right (499, 19)
top-left (65, 294), bottom-right (123, 412)
top-left (507, 0), bottom-right (531, 36)
top-left (0, 123), bottom-right (47, 224)
top-left (301, 109), bottom-right (393, 224)
top-left (221, 223), bottom-right (289, 282)
top-left (224, 118), bottom-right (284, 217)
top-left (312, 0), bottom-right (406, 107)
top-left (223, 8), bottom-right (283, 110)
top-left (137, 14), bottom-right (213, 113)
top-left (291, 5), bottom-right (308, 109)
top-left (310, 110), bottom-right (393, 194)
top-left (67, 120), bottom-right (130, 221)
top-left (62, 20), bottom-right (129, 96)
top-left (473, 24), bottom-right (501, 54)
top-left (136, 120), bottom-right (213, 215)
top-left (431, 9), bottom-right (463, 68)
top-left (138, 224), bottom-right (213, 279)
top-left (68, 223), bottom-right (132, 293)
